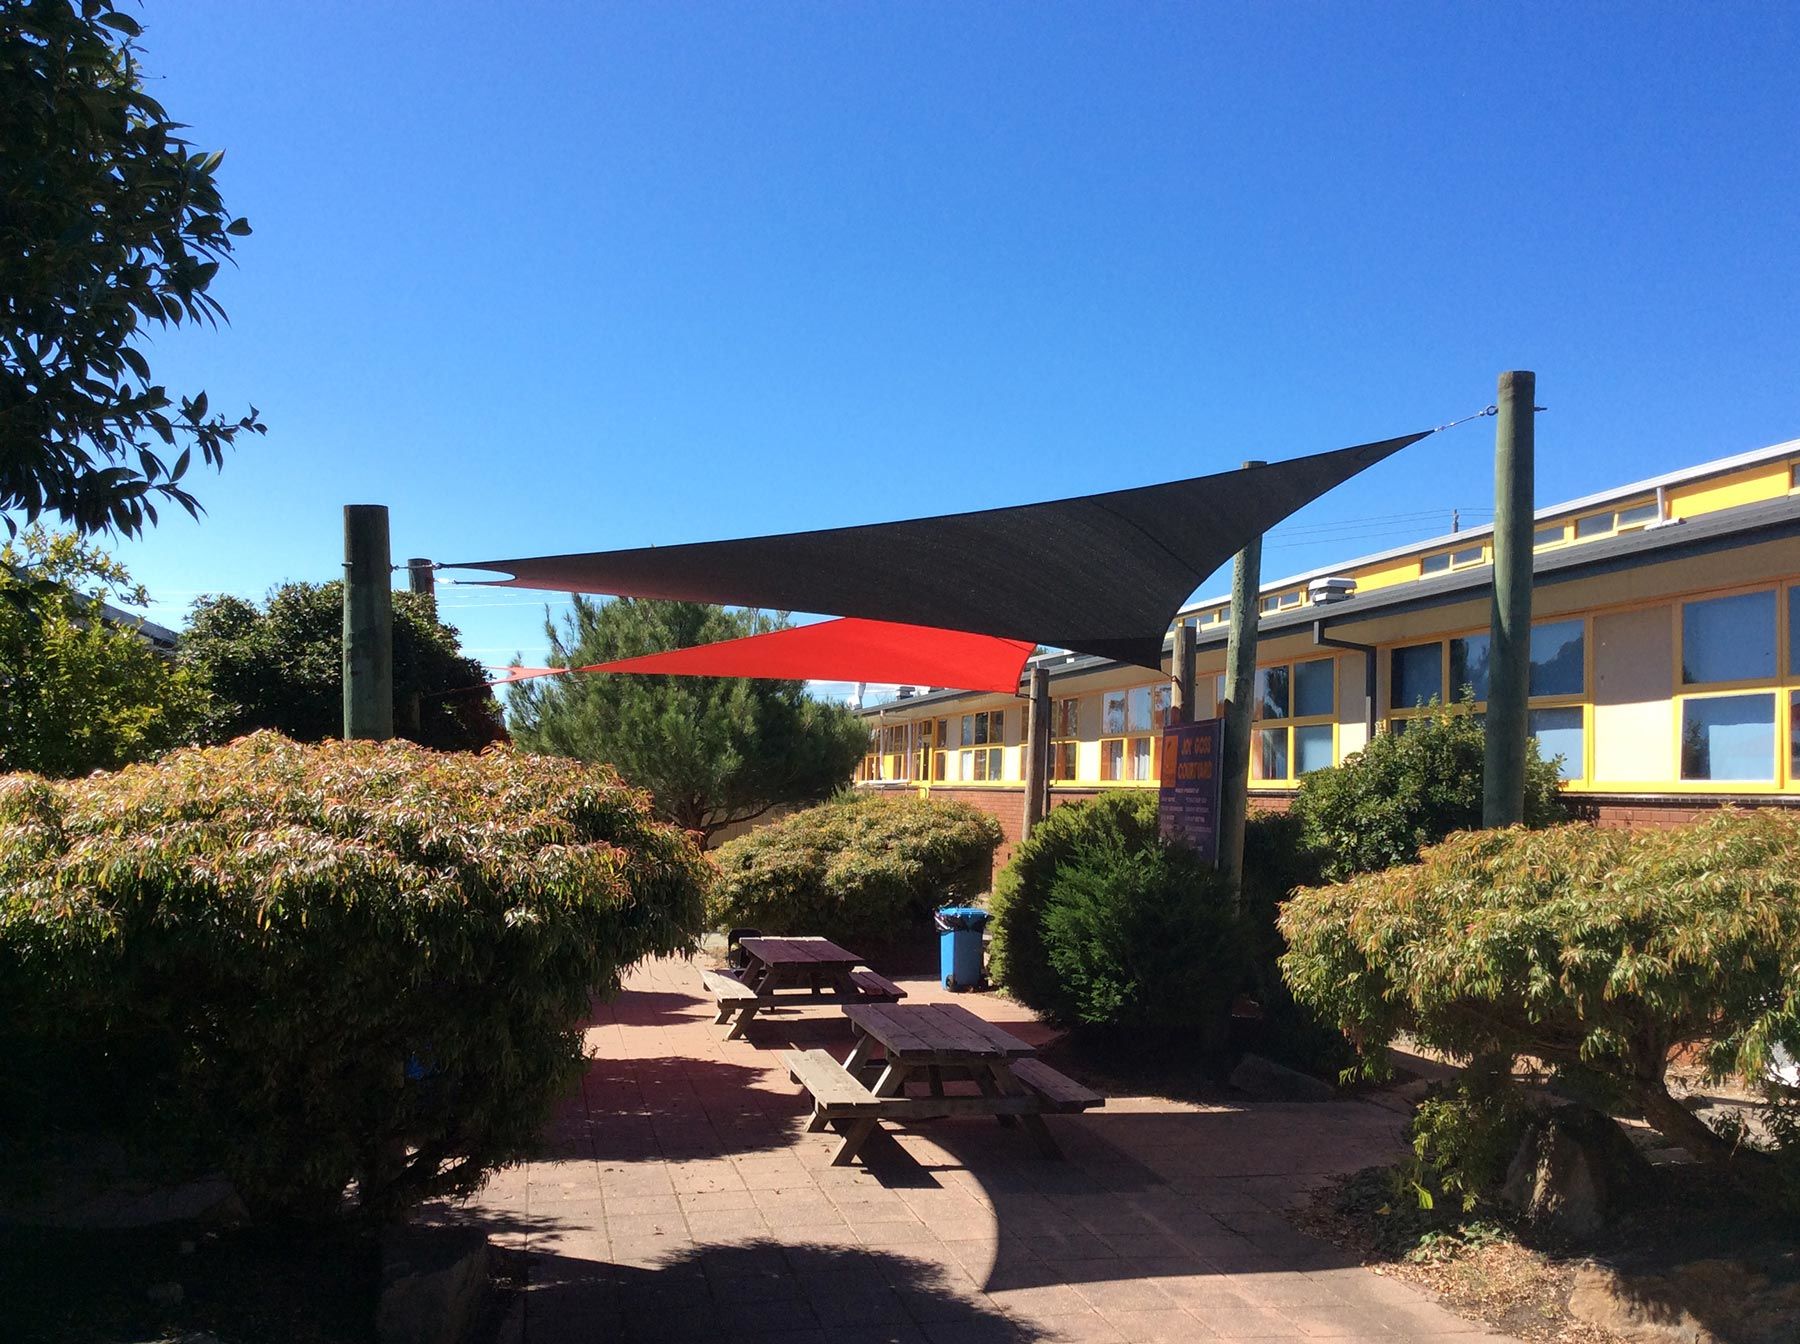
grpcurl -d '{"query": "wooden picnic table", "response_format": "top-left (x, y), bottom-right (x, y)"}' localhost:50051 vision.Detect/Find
top-left (700, 936), bottom-right (904, 1040)
top-left (782, 1001), bottom-right (1103, 1166)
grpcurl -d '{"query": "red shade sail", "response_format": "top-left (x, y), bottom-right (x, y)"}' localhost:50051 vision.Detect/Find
top-left (493, 618), bottom-right (1037, 695)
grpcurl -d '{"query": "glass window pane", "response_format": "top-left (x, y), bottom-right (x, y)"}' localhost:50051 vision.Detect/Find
top-left (1529, 619), bottom-right (1585, 698)
top-left (1293, 658), bottom-right (1334, 718)
top-left (1680, 693), bottom-right (1776, 781)
top-left (989, 747), bottom-right (1004, 779)
top-left (1100, 739), bottom-right (1123, 781)
top-left (1617, 500), bottom-right (1660, 527)
top-left (1126, 686), bottom-right (1153, 733)
top-left (973, 713), bottom-right (988, 745)
top-left (1392, 643), bottom-right (1442, 710)
top-left (1103, 692), bottom-right (1127, 735)
top-left (1576, 512), bottom-right (1613, 538)
top-left (1421, 553), bottom-right (1451, 575)
top-left (1151, 685), bottom-right (1170, 727)
top-left (1534, 524), bottom-right (1566, 548)
top-left (1449, 634), bottom-right (1492, 703)
top-left (1682, 591), bottom-right (1776, 685)
top-left (1294, 723), bottom-right (1334, 775)
top-left (990, 710), bottom-right (1004, 740)
top-left (1254, 727), bottom-right (1288, 781)
top-left (1130, 737), bottom-right (1153, 780)
top-left (1255, 666), bottom-right (1290, 721)
top-left (933, 752), bottom-right (946, 782)
top-left (1791, 691), bottom-right (1800, 780)
top-left (1452, 545), bottom-right (1485, 567)
top-left (1789, 588), bottom-right (1800, 677)
top-left (960, 715), bottom-right (973, 746)
top-left (1529, 706), bottom-right (1584, 781)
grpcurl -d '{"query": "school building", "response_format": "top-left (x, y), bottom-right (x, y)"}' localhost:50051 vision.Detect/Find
top-left (854, 436), bottom-right (1800, 859)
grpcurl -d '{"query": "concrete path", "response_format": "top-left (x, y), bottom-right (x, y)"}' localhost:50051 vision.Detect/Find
top-left (441, 957), bottom-right (1516, 1342)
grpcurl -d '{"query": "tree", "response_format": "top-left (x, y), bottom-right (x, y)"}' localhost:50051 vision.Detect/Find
top-left (2, 0), bottom-right (264, 539)
top-left (507, 597), bottom-right (869, 838)
top-left (180, 582), bottom-right (505, 751)
top-left (1290, 699), bottom-right (1566, 880)
top-left (0, 524), bottom-right (207, 774)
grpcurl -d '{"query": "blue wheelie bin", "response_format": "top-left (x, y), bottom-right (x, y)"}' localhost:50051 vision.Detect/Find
top-left (935, 906), bottom-right (989, 991)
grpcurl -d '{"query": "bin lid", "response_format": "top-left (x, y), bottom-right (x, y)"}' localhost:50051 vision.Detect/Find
top-left (936, 905), bottom-right (990, 924)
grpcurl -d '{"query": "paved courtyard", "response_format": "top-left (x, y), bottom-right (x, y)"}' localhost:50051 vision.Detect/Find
top-left (443, 957), bottom-right (1517, 1342)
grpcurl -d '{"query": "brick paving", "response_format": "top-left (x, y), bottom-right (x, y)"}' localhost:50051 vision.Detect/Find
top-left (441, 957), bottom-right (1517, 1342)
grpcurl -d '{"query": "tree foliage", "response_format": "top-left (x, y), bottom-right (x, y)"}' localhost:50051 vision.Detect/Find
top-left (1290, 701), bottom-right (1566, 880)
top-left (1, 0), bottom-right (263, 538)
top-left (709, 792), bottom-right (1001, 946)
top-left (0, 733), bottom-right (711, 1222)
top-left (1279, 811), bottom-right (1800, 1174)
top-left (1037, 834), bottom-right (1244, 1038)
top-left (0, 524), bottom-right (206, 774)
top-left (507, 598), bottom-right (868, 837)
top-left (180, 581), bottom-right (504, 752)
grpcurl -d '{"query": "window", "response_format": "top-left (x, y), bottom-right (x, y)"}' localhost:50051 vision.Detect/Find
top-left (1252, 656), bottom-right (1335, 783)
top-left (959, 708), bottom-right (1006, 746)
top-left (1682, 590), bottom-right (1776, 685)
top-left (1391, 621), bottom-right (1589, 780)
top-left (1260, 590), bottom-right (1302, 614)
top-left (1534, 523), bottom-right (1568, 548)
top-left (1050, 697), bottom-right (1079, 781)
top-left (1576, 500), bottom-right (1659, 539)
top-left (1391, 643), bottom-right (1443, 710)
top-left (958, 745), bottom-right (1004, 781)
top-left (1681, 693), bottom-right (1776, 782)
top-left (1100, 683), bottom-right (1166, 782)
top-left (1422, 545), bottom-right (1485, 576)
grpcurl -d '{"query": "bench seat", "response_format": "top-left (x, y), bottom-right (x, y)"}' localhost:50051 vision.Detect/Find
top-left (700, 968), bottom-right (759, 1002)
top-left (782, 1049), bottom-right (881, 1116)
top-left (1009, 1058), bottom-right (1105, 1113)
top-left (847, 968), bottom-right (906, 1001)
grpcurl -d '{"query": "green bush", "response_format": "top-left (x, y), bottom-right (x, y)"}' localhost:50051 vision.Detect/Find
top-left (1279, 810), bottom-right (1800, 1178)
top-left (1400, 1070), bottom-right (1533, 1213)
top-left (707, 792), bottom-right (1001, 946)
top-left (1290, 701), bottom-right (1566, 880)
top-left (0, 733), bottom-right (709, 1223)
top-left (988, 791), bottom-right (1163, 1010)
top-left (1036, 834), bottom-right (1243, 1036)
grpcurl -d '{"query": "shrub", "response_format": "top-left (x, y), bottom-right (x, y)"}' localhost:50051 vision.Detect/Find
top-left (708, 792), bottom-right (1001, 946)
top-left (1290, 701), bottom-right (1566, 880)
top-left (1036, 834), bottom-right (1244, 1037)
top-left (1399, 1069), bottom-right (1533, 1213)
top-left (988, 791), bottom-right (1163, 1009)
top-left (0, 733), bottom-right (709, 1222)
top-left (1279, 810), bottom-right (1800, 1177)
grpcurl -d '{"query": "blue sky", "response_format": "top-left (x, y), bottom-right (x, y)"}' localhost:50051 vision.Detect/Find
top-left (112, 3), bottom-right (1799, 695)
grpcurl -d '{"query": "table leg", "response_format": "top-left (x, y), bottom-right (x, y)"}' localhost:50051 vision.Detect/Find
top-left (723, 1002), bottom-right (760, 1041)
top-left (972, 1068), bottom-right (1017, 1128)
top-left (830, 1061), bottom-right (909, 1167)
top-left (990, 1063), bottom-right (1063, 1158)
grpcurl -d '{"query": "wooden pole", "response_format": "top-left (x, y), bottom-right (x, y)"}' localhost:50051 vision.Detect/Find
top-left (1170, 620), bottom-right (1196, 726)
top-left (1021, 665), bottom-right (1051, 835)
top-left (1483, 372), bottom-right (1536, 826)
top-left (406, 557), bottom-right (435, 608)
top-left (343, 505), bottom-right (394, 741)
top-left (1217, 461), bottom-right (1266, 894)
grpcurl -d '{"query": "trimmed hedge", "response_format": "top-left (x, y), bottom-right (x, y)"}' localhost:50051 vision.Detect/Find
top-left (0, 733), bottom-right (709, 1222)
top-left (708, 793), bottom-right (1001, 946)
top-left (1279, 809), bottom-right (1800, 1175)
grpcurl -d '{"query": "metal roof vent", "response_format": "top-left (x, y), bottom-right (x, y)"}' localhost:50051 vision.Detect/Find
top-left (1308, 575), bottom-right (1358, 605)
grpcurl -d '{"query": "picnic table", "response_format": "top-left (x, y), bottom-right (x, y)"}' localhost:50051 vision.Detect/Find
top-left (782, 1001), bottom-right (1103, 1166)
top-left (700, 935), bottom-right (904, 1040)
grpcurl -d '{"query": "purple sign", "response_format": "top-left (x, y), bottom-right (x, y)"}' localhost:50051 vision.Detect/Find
top-left (1159, 717), bottom-right (1223, 864)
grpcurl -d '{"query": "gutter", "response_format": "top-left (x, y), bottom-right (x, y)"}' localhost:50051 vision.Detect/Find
top-left (1312, 618), bottom-right (1377, 738)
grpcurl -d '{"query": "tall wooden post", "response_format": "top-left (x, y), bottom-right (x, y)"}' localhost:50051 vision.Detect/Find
top-left (406, 557), bottom-right (436, 608)
top-left (1217, 461), bottom-right (1266, 894)
top-left (1170, 620), bottom-right (1196, 726)
top-left (1483, 372), bottom-right (1536, 825)
top-left (1021, 665), bottom-right (1051, 835)
top-left (343, 505), bottom-right (394, 741)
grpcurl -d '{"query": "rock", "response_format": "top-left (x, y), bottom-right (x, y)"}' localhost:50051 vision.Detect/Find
top-left (378, 1224), bottom-right (490, 1344)
top-left (1501, 1104), bottom-right (1650, 1239)
top-left (1569, 1256), bottom-right (1800, 1344)
top-left (1229, 1052), bottom-right (1335, 1103)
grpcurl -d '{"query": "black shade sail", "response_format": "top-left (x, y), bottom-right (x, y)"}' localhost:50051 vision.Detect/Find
top-left (453, 431), bottom-right (1430, 670)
